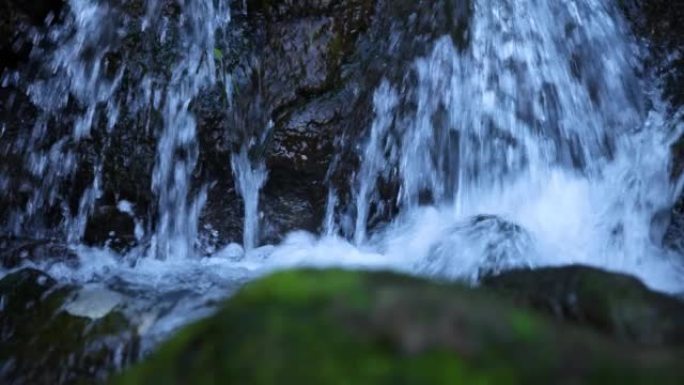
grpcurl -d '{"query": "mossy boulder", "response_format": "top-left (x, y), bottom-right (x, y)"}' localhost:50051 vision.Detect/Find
top-left (112, 268), bottom-right (684, 385)
top-left (481, 265), bottom-right (684, 346)
top-left (0, 269), bottom-right (139, 385)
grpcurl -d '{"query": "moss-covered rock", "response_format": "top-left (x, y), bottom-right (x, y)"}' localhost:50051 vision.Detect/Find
top-left (481, 265), bottom-right (684, 347)
top-left (0, 269), bottom-right (139, 385)
top-left (112, 268), bottom-right (684, 385)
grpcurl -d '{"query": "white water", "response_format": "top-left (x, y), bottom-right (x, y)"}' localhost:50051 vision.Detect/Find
top-left (1, 0), bottom-right (231, 257)
top-left (147, 0), bottom-right (230, 260)
top-left (2, 0), bottom-right (123, 238)
top-left (2, 0), bottom-right (684, 349)
top-left (231, 142), bottom-right (268, 251)
top-left (353, 80), bottom-right (399, 245)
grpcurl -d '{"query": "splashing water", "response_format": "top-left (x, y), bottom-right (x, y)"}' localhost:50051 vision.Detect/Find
top-left (2, 0), bottom-right (684, 349)
top-left (258, 0), bottom-right (682, 293)
top-left (332, 0), bottom-right (684, 290)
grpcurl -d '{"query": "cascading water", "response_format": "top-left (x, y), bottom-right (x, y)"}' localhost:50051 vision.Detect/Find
top-left (338, 0), bottom-right (682, 286)
top-left (1, 0), bottom-right (683, 354)
top-left (148, 0), bottom-right (230, 260)
top-left (231, 139), bottom-right (269, 251)
top-left (1, 0), bottom-right (123, 239)
top-left (353, 80), bottom-right (399, 245)
top-left (266, 0), bottom-right (683, 292)
top-left (1, 0), bottom-right (230, 258)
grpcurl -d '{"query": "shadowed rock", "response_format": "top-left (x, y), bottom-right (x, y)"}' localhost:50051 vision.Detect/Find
top-left (482, 265), bottom-right (684, 347)
top-left (0, 269), bottom-right (139, 385)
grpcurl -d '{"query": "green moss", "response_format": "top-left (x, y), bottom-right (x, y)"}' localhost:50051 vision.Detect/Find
top-left (213, 48), bottom-right (223, 61)
top-left (509, 310), bottom-right (542, 341)
top-left (237, 269), bottom-right (364, 304)
top-left (112, 269), bottom-right (684, 385)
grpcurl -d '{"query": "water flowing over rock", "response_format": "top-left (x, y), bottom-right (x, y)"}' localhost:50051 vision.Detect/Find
top-left (1, 0), bottom-right (684, 383)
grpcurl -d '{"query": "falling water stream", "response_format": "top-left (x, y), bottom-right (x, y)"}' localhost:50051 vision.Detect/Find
top-left (149, 0), bottom-right (230, 261)
top-left (2, 0), bottom-right (684, 351)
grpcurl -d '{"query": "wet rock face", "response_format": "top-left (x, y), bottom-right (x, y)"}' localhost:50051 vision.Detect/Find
top-left (0, 0), bottom-right (67, 238)
top-left (195, 0), bottom-right (373, 246)
top-left (111, 268), bottom-right (684, 385)
top-left (0, 1), bottom-right (680, 255)
top-left (1, 0), bottom-right (679, 255)
top-left (0, 237), bottom-right (79, 269)
top-left (0, 0), bottom-right (473, 249)
top-left (663, 195), bottom-right (684, 255)
top-left (0, 269), bottom-right (140, 385)
top-left (0, 0), bottom-right (64, 71)
top-left (619, 0), bottom-right (684, 108)
top-left (83, 205), bottom-right (138, 252)
top-left (0, 1), bottom-right (151, 244)
top-left (198, 0), bottom-right (473, 247)
top-left (621, 0), bottom-right (684, 254)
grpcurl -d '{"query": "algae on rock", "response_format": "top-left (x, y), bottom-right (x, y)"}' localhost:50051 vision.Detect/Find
top-left (112, 268), bottom-right (684, 385)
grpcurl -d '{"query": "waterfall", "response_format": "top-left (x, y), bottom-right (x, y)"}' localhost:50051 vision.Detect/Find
top-left (148, 0), bottom-right (230, 260)
top-left (353, 80), bottom-right (399, 245)
top-left (1, 0), bottom-right (231, 259)
top-left (231, 143), bottom-right (268, 251)
top-left (356, 0), bottom-right (646, 215)
top-left (342, 0), bottom-right (681, 287)
top-left (323, 187), bottom-right (339, 237)
top-left (1, 0), bottom-right (683, 350)
top-left (2, 0), bottom-right (124, 239)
